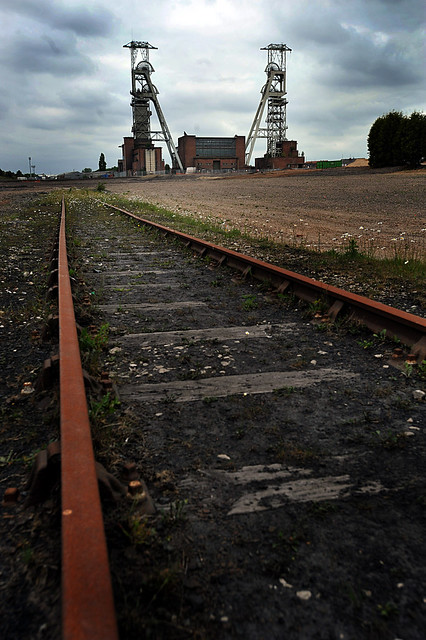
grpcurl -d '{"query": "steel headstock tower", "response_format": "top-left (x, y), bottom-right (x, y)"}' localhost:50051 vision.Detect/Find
top-left (123, 41), bottom-right (183, 171)
top-left (245, 43), bottom-right (292, 166)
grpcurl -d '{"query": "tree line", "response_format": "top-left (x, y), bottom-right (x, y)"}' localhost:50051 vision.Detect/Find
top-left (0, 168), bottom-right (24, 179)
top-left (368, 111), bottom-right (425, 169)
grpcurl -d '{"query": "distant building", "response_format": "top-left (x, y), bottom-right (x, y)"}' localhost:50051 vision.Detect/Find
top-left (304, 159), bottom-right (351, 169)
top-left (255, 140), bottom-right (304, 170)
top-left (118, 137), bottom-right (165, 175)
top-left (177, 134), bottom-right (245, 172)
top-left (57, 171), bottom-right (85, 180)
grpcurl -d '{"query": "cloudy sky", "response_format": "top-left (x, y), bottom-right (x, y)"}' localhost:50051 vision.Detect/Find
top-left (1, 0), bottom-right (424, 174)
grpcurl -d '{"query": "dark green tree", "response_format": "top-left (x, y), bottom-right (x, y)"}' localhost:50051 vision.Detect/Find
top-left (368, 110), bottom-right (425, 168)
top-left (368, 111), bottom-right (403, 168)
top-left (402, 111), bottom-right (426, 168)
top-left (368, 115), bottom-right (385, 168)
top-left (98, 153), bottom-right (107, 171)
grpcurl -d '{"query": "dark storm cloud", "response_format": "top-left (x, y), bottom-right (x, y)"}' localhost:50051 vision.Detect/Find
top-left (59, 82), bottom-right (129, 117)
top-left (0, 0), bottom-right (424, 173)
top-left (26, 87), bottom-right (127, 133)
top-left (0, 95), bottom-right (10, 119)
top-left (1, 31), bottom-right (95, 76)
top-left (362, 0), bottom-right (425, 30)
top-left (60, 88), bottom-right (108, 111)
top-left (296, 106), bottom-right (370, 139)
top-left (0, 1), bottom-right (113, 76)
top-left (320, 35), bottom-right (421, 88)
top-left (282, 2), bottom-right (424, 91)
top-left (25, 116), bottom-right (66, 132)
top-left (6, 0), bottom-right (114, 37)
top-left (288, 11), bottom-right (349, 46)
top-left (48, 6), bottom-right (114, 37)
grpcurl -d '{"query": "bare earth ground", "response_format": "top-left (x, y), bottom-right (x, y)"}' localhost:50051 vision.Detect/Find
top-left (1, 167), bottom-right (425, 258)
top-left (106, 168), bottom-right (426, 258)
top-left (0, 170), bottom-right (425, 639)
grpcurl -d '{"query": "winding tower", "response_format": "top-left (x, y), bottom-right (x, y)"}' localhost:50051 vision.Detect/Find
top-left (245, 44), bottom-right (292, 166)
top-left (123, 41), bottom-right (183, 171)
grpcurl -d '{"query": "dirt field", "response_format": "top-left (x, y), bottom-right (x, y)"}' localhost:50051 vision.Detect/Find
top-left (106, 168), bottom-right (426, 257)
top-left (1, 167), bottom-right (425, 257)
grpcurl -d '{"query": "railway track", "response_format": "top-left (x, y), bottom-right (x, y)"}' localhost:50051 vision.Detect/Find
top-left (54, 196), bottom-right (425, 638)
top-left (104, 202), bottom-right (426, 362)
top-left (57, 199), bottom-right (118, 640)
top-left (5, 195), bottom-right (424, 638)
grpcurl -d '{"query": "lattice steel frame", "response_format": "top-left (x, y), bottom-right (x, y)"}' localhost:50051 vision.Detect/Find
top-left (123, 41), bottom-right (183, 171)
top-left (245, 43), bottom-right (292, 165)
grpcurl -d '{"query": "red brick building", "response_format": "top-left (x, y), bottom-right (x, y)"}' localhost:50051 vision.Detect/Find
top-left (118, 137), bottom-right (165, 174)
top-left (255, 140), bottom-right (304, 170)
top-left (177, 134), bottom-right (245, 171)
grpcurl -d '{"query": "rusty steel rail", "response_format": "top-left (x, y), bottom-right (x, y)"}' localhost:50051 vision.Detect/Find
top-left (104, 202), bottom-right (426, 362)
top-left (58, 198), bottom-right (118, 639)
